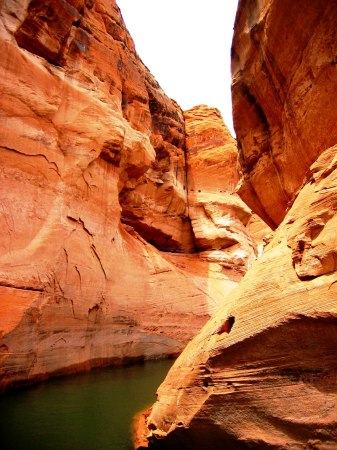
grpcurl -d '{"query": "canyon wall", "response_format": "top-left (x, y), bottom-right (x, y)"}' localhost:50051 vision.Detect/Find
top-left (185, 106), bottom-right (255, 267)
top-left (0, 1), bottom-right (259, 389)
top-left (184, 105), bottom-right (259, 276)
top-left (138, 0), bottom-right (337, 448)
top-left (232, 0), bottom-right (337, 228)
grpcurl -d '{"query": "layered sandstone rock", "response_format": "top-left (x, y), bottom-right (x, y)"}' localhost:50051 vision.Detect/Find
top-left (0, 0), bottom-right (258, 389)
top-left (184, 105), bottom-right (258, 273)
top-left (3, 0), bottom-right (193, 253)
top-left (163, 106), bottom-right (265, 319)
top-left (246, 213), bottom-right (272, 256)
top-left (137, 0), bottom-right (337, 448)
top-left (0, 0), bottom-right (201, 389)
top-left (232, 0), bottom-right (337, 228)
top-left (141, 145), bottom-right (337, 449)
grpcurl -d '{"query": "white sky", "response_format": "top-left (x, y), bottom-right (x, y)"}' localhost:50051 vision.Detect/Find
top-left (117, 0), bottom-right (239, 135)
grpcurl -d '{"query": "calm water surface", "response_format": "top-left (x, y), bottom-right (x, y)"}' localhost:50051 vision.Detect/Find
top-left (0, 359), bottom-right (174, 450)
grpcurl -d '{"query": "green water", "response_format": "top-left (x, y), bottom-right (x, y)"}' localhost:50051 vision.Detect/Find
top-left (0, 359), bottom-right (173, 450)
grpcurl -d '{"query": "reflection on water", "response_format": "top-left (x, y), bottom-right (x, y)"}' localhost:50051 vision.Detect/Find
top-left (0, 359), bottom-right (173, 450)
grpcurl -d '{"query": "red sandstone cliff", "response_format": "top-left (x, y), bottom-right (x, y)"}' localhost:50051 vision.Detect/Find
top-left (137, 0), bottom-right (337, 448)
top-left (0, 1), bottom-right (259, 389)
top-left (232, 0), bottom-right (337, 228)
top-left (184, 105), bottom-right (259, 274)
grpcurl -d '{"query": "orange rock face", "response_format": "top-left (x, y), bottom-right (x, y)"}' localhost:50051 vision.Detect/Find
top-left (164, 105), bottom-right (265, 319)
top-left (137, 1), bottom-right (337, 448)
top-left (232, 0), bottom-right (337, 228)
top-left (0, 1), bottom-right (259, 389)
top-left (184, 105), bottom-right (257, 273)
top-left (143, 146), bottom-right (337, 449)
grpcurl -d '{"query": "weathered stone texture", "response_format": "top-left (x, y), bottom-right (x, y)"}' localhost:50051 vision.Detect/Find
top-left (137, 0), bottom-right (337, 448)
top-left (184, 105), bottom-right (258, 273)
top-left (0, 1), bottom-right (259, 389)
top-left (0, 0), bottom-right (197, 388)
top-left (142, 145), bottom-right (337, 449)
top-left (232, 0), bottom-right (337, 228)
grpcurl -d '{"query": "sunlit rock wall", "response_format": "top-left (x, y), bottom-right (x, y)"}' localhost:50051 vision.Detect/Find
top-left (137, 0), bottom-right (337, 448)
top-left (0, 0), bottom-right (261, 389)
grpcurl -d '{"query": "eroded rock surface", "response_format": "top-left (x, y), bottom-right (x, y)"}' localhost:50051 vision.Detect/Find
top-left (232, 0), bottom-right (337, 228)
top-left (137, 0), bottom-right (337, 448)
top-left (184, 105), bottom-right (258, 273)
top-left (142, 146), bottom-right (337, 449)
top-left (0, 0), bottom-right (259, 389)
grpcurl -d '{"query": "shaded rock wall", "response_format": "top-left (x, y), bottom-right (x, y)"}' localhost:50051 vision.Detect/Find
top-left (137, 0), bottom-right (337, 448)
top-left (0, 1), bottom-right (260, 389)
top-left (232, 0), bottom-right (337, 228)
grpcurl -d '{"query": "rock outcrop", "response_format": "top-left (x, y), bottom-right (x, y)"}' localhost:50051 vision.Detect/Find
top-left (140, 147), bottom-right (337, 449)
top-left (0, 1), bottom-right (259, 389)
top-left (232, 0), bottom-right (337, 228)
top-left (137, 0), bottom-right (337, 448)
top-left (184, 105), bottom-right (258, 274)
top-left (0, 0), bottom-right (197, 387)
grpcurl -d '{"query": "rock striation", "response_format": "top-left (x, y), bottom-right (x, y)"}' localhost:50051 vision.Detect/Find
top-left (232, 0), bottom-right (337, 228)
top-left (184, 105), bottom-right (258, 274)
top-left (0, 1), bottom-right (260, 389)
top-left (137, 0), bottom-right (337, 448)
top-left (140, 147), bottom-right (337, 449)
